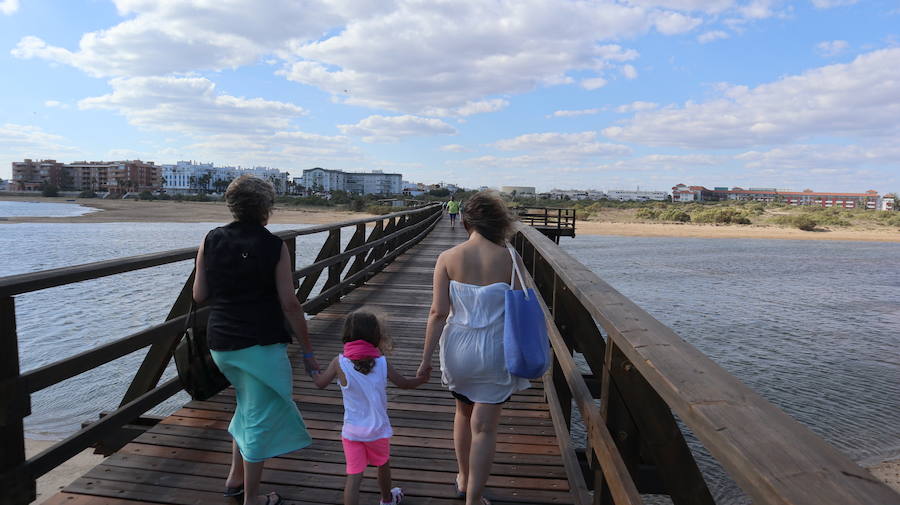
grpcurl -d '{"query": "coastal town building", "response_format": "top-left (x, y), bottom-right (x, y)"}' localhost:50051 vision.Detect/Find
top-left (301, 168), bottom-right (403, 195)
top-left (12, 159), bottom-right (159, 193)
top-left (161, 162), bottom-right (291, 195)
top-left (545, 189), bottom-right (606, 200)
top-left (607, 189), bottom-right (668, 201)
top-left (671, 184), bottom-right (894, 210)
top-left (402, 181), bottom-right (427, 197)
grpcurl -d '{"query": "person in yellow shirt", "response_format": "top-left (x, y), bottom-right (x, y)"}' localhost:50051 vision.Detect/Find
top-left (447, 194), bottom-right (461, 230)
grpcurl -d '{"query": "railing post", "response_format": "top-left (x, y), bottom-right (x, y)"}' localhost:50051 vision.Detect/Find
top-left (322, 229), bottom-right (343, 292)
top-left (343, 223), bottom-right (368, 279)
top-left (0, 296), bottom-right (35, 505)
top-left (298, 229), bottom-right (341, 303)
top-left (119, 269), bottom-right (196, 406)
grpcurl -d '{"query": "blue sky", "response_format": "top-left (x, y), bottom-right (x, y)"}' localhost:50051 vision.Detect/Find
top-left (1, 0), bottom-right (898, 193)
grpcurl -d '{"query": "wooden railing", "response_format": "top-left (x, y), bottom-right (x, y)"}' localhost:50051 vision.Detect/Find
top-left (0, 203), bottom-right (443, 505)
top-left (511, 222), bottom-right (900, 505)
top-left (516, 207), bottom-right (576, 243)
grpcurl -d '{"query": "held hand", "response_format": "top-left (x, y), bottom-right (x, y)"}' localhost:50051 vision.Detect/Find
top-left (303, 354), bottom-right (321, 377)
top-left (416, 360), bottom-right (432, 380)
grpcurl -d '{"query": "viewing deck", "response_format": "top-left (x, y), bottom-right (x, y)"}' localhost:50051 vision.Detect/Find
top-left (2, 203), bottom-right (897, 505)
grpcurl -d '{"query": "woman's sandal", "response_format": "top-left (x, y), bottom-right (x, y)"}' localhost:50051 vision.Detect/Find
top-left (223, 485), bottom-right (244, 497)
top-left (263, 492), bottom-right (283, 505)
top-left (455, 475), bottom-right (466, 499)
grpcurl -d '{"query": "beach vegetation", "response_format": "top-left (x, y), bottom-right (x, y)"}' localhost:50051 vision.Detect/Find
top-left (78, 190), bottom-right (97, 198)
top-left (138, 190), bottom-right (155, 200)
top-left (772, 214), bottom-right (818, 231)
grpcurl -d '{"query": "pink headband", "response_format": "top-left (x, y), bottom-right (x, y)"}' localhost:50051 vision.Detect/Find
top-left (343, 340), bottom-right (382, 360)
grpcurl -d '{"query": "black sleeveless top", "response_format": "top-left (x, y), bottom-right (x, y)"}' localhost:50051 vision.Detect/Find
top-left (203, 221), bottom-right (290, 351)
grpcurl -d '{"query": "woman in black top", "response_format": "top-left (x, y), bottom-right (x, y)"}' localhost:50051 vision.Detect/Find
top-left (193, 174), bottom-right (319, 505)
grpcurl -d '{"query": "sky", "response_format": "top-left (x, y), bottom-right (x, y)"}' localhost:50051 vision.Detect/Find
top-left (0, 0), bottom-right (898, 193)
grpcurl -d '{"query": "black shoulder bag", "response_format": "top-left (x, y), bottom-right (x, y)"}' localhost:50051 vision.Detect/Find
top-left (174, 303), bottom-right (230, 401)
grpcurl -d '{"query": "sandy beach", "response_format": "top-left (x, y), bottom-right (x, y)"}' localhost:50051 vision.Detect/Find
top-left (0, 196), bottom-right (375, 225)
top-left (4, 196), bottom-right (898, 242)
top-left (576, 220), bottom-right (900, 242)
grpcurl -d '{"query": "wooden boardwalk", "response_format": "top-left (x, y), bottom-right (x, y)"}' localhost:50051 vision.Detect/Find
top-left (44, 221), bottom-right (574, 505)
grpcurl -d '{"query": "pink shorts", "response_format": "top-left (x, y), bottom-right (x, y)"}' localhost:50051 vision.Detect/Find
top-left (342, 437), bottom-right (390, 474)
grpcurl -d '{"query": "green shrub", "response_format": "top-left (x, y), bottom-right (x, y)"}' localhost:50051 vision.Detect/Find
top-left (882, 214), bottom-right (900, 227)
top-left (691, 208), bottom-right (751, 224)
top-left (138, 190), bottom-right (155, 200)
top-left (365, 204), bottom-right (396, 215)
top-left (78, 190), bottom-right (97, 198)
top-left (772, 214), bottom-right (818, 231)
top-left (658, 209), bottom-right (691, 222)
top-left (41, 183), bottom-right (59, 197)
top-left (635, 208), bottom-right (661, 220)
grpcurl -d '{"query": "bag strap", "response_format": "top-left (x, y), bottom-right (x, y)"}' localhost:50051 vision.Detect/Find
top-left (505, 243), bottom-right (530, 300)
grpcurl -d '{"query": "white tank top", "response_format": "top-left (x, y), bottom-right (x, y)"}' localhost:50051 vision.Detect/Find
top-left (338, 355), bottom-right (392, 441)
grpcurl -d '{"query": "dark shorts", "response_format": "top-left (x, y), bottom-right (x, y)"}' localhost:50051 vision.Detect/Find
top-left (449, 212), bottom-right (458, 221)
top-left (451, 390), bottom-right (511, 405)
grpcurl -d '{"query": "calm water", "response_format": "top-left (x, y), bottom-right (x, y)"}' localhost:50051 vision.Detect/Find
top-left (0, 222), bottom-right (348, 439)
top-left (562, 235), bottom-right (900, 504)
top-left (0, 200), bottom-right (100, 217)
top-left (2, 224), bottom-right (897, 503)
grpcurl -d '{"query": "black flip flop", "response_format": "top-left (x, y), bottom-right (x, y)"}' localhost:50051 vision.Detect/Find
top-left (223, 485), bottom-right (244, 497)
top-left (265, 492), bottom-right (284, 505)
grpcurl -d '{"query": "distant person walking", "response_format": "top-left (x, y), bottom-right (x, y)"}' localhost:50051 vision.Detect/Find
top-left (447, 194), bottom-right (461, 230)
top-left (417, 191), bottom-right (530, 505)
top-left (193, 174), bottom-right (320, 505)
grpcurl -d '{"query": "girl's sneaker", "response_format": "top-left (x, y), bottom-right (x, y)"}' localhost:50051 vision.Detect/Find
top-left (379, 487), bottom-right (403, 505)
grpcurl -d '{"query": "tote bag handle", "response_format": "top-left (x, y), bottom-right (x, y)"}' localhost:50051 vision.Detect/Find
top-left (506, 243), bottom-right (529, 300)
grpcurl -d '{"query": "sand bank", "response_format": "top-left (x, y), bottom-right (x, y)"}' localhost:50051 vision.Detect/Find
top-left (25, 438), bottom-right (106, 504)
top-left (576, 220), bottom-right (900, 243)
top-left (0, 196), bottom-right (375, 225)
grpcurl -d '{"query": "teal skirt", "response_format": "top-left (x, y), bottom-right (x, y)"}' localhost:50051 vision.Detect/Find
top-left (210, 343), bottom-right (312, 462)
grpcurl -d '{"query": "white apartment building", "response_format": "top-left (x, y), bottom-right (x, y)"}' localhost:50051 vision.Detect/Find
top-left (547, 189), bottom-right (606, 200)
top-left (161, 162), bottom-right (290, 194)
top-left (607, 189), bottom-right (668, 201)
top-left (301, 168), bottom-right (402, 195)
top-left (500, 186), bottom-right (536, 197)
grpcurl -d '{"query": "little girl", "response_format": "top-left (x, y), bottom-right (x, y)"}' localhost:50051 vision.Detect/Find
top-left (314, 309), bottom-right (428, 505)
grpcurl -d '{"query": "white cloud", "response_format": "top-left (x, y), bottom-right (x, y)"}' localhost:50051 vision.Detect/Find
top-left (581, 77), bottom-right (609, 90)
top-left (338, 115), bottom-right (457, 143)
top-left (550, 108), bottom-right (603, 117)
top-left (623, 0), bottom-right (736, 13)
top-left (424, 99), bottom-right (510, 118)
top-left (0, 0), bottom-right (19, 15)
top-left (0, 123), bottom-right (80, 158)
top-left (281, 1), bottom-right (649, 113)
top-left (734, 143), bottom-right (900, 170)
top-left (816, 40), bottom-right (849, 57)
top-left (604, 48), bottom-right (900, 149)
top-left (616, 101), bottom-right (659, 113)
top-left (621, 64), bottom-right (639, 79)
top-left (44, 100), bottom-right (70, 109)
top-left (440, 144), bottom-right (470, 152)
top-left (811, 0), bottom-right (858, 8)
top-left (595, 153), bottom-right (723, 172)
top-left (698, 30), bottom-right (730, 43)
top-left (78, 76), bottom-right (306, 135)
top-left (651, 11), bottom-right (702, 34)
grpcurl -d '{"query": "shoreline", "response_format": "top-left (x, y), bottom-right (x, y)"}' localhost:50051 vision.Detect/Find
top-left (0, 196), bottom-right (375, 225)
top-left (3, 196), bottom-right (899, 242)
top-left (23, 437), bottom-right (900, 501)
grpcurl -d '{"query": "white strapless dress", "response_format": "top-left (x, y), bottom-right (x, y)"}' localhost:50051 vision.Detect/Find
top-left (439, 280), bottom-right (531, 403)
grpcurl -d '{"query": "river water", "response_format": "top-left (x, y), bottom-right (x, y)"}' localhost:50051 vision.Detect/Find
top-left (1, 208), bottom-right (897, 503)
top-left (0, 200), bottom-right (100, 218)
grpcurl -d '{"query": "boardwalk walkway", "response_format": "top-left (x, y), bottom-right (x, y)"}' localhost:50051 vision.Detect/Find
top-left (44, 220), bottom-right (574, 505)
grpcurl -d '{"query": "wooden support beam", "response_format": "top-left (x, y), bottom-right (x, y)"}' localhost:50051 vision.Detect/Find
top-left (0, 296), bottom-right (35, 505)
top-left (296, 230), bottom-right (341, 304)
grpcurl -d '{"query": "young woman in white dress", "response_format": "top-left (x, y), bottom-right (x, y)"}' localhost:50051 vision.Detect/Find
top-left (417, 191), bottom-right (530, 505)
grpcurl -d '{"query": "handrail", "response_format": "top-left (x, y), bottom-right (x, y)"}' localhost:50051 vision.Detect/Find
top-left (0, 204), bottom-right (442, 297)
top-left (513, 222), bottom-right (900, 505)
top-left (0, 203), bottom-right (444, 504)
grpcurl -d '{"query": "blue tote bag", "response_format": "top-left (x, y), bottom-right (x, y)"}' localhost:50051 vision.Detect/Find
top-left (503, 244), bottom-right (550, 379)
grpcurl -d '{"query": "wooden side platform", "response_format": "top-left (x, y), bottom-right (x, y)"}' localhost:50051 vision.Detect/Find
top-left (45, 221), bottom-right (574, 505)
